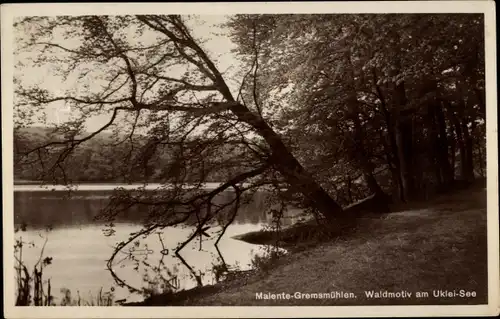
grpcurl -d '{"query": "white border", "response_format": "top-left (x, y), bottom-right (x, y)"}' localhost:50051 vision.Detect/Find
top-left (2, 2), bottom-right (498, 318)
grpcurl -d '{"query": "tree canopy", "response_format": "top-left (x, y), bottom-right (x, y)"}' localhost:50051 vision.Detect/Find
top-left (14, 14), bottom-right (486, 292)
top-left (227, 13), bottom-right (485, 203)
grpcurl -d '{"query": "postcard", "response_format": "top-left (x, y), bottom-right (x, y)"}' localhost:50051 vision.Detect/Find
top-left (2, 1), bottom-right (498, 318)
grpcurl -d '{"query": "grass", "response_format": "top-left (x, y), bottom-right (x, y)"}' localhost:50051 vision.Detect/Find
top-left (141, 186), bottom-right (488, 306)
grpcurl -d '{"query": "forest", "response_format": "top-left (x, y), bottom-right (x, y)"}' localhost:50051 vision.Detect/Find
top-left (14, 14), bottom-right (486, 210)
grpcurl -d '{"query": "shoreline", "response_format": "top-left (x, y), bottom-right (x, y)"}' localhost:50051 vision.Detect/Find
top-left (126, 186), bottom-right (487, 306)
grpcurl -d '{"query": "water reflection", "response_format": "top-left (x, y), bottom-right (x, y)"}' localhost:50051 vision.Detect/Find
top-left (14, 187), bottom-right (298, 303)
top-left (14, 189), bottom-right (291, 227)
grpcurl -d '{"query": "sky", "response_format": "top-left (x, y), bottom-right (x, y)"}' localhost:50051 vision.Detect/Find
top-left (14, 15), bottom-right (242, 132)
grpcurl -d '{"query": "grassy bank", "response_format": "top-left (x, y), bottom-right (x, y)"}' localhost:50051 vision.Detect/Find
top-left (133, 186), bottom-right (488, 306)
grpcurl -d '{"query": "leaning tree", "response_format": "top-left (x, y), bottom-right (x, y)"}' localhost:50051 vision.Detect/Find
top-left (14, 15), bottom-right (353, 292)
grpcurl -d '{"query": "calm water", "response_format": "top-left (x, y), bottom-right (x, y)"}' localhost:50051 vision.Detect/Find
top-left (14, 184), bottom-right (299, 304)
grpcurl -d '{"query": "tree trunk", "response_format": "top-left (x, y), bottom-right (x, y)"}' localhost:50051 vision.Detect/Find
top-left (427, 104), bottom-right (443, 186)
top-left (449, 133), bottom-right (456, 180)
top-left (345, 55), bottom-right (387, 203)
top-left (477, 136), bottom-right (485, 177)
top-left (428, 102), bottom-right (454, 189)
top-left (381, 140), bottom-right (399, 196)
top-left (347, 176), bottom-right (353, 203)
top-left (474, 88), bottom-right (486, 118)
top-left (381, 118), bottom-right (405, 201)
top-left (396, 118), bottom-right (416, 198)
top-left (450, 75), bottom-right (476, 183)
top-left (351, 109), bottom-right (387, 199)
top-left (394, 80), bottom-right (416, 201)
top-left (373, 70), bottom-right (405, 202)
top-left (455, 122), bottom-right (466, 176)
top-left (229, 102), bottom-right (348, 223)
top-left (461, 119), bottom-right (475, 182)
top-left (448, 108), bottom-right (472, 182)
top-left (435, 101), bottom-right (454, 185)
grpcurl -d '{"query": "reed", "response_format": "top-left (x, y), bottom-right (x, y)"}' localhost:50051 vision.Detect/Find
top-left (14, 234), bottom-right (115, 306)
top-left (14, 236), bottom-right (53, 306)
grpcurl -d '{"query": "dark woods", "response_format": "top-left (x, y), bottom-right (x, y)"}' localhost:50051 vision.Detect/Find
top-left (13, 14), bottom-right (486, 256)
top-left (231, 14), bottom-right (486, 207)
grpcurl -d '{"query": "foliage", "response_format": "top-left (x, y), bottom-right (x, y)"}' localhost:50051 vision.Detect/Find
top-left (13, 14), bottom-right (486, 294)
top-left (228, 14), bottom-right (485, 202)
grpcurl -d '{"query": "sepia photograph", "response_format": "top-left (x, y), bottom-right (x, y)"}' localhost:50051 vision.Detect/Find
top-left (2, 1), bottom-right (498, 318)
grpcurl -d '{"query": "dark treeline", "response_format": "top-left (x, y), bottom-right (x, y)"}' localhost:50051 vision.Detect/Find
top-left (14, 127), bottom-right (246, 184)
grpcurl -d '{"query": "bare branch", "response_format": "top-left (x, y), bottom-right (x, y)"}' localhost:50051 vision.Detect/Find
top-left (20, 106), bottom-right (127, 158)
top-left (140, 72), bottom-right (216, 92)
top-left (94, 17), bottom-right (140, 106)
top-left (136, 15), bottom-right (217, 82)
top-left (215, 186), bottom-right (241, 247)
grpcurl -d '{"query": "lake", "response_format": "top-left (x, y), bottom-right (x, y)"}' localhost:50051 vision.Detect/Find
top-left (13, 184), bottom-right (300, 304)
